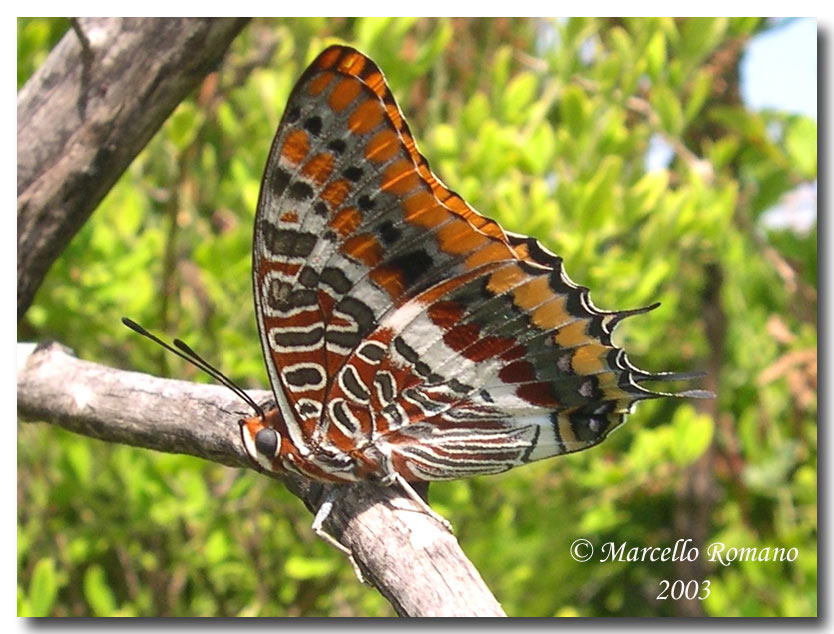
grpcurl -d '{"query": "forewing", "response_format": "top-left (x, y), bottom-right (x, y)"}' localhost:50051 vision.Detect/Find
top-left (253, 45), bottom-right (513, 446)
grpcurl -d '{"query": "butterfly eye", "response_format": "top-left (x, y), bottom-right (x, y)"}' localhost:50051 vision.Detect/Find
top-left (254, 428), bottom-right (279, 457)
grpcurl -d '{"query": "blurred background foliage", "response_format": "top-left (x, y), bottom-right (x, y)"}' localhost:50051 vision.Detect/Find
top-left (17, 17), bottom-right (816, 616)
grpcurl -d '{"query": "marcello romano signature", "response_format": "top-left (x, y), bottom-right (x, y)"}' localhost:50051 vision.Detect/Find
top-left (570, 538), bottom-right (799, 566)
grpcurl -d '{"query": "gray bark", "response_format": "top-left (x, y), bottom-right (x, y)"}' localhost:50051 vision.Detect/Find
top-left (17, 342), bottom-right (506, 617)
top-left (17, 17), bottom-right (249, 319)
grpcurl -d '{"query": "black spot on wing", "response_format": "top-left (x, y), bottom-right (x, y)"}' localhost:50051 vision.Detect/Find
top-left (341, 365), bottom-right (370, 402)
top-left (261, 224), bottom-right (317, 258)
top-left (378, 220), bottom-right (401, 246)
top-left (358, 341), bottom-right (386, 362)
top-left (374, 372), bottom-right (395, 404)
top-left (288, 181), bottom-right (314, 201)
top-left (332, 400), bottom-right (358, 433)
top-left (320, 267), bottom-right (352, 294)
top-left (304, 116), bottom-right (323, 136)
top-left (272, 326), bottom-right (324, 348)
top-left (328, 138), bottom-right (347, 154)
top-left (326, 296), bottom-right (376, 349)
top-left (284, 366), bottom-right (324, 388)
top-left (343, 166), bottom-right (363, 182)
top-left (265, 278), bottom-right (318, 312)
top-left (298, 266), bottom-right (319, 287)
top-left (269, 167), bottom-right (291, 198)
top-left (388, 249), bottom-right (433, 287)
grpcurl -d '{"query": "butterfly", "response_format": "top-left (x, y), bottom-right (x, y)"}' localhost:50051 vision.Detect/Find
top-left (237, 44), bottom-right (708, 516)
top-left (126, 45), bottom-right (707, 563)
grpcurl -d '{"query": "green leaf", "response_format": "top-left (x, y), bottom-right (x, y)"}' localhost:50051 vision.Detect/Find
top-left (430, 123), bottom-right (458, 155)
top-left (626, 171), bottom-right (669, 218)
top-left (684, 68), bottom-right (713, 122)
top-left (579, 500), bottom-right (625, 533)
top-left (577, 155), bottom-right (621, 230)
top-left (670, 405), bottom-right (715, 465)
top-left (168, 104), bottom-right (201, 151)
top-left (608, 27), bottom-right (634, 73)
top-left (559, 85), bottom-right (588, 138)
top-left (204, 529), bottom-right (231, 565)
top-left (729, 16), bottom-right (763, 36)
top-left (284, 555), bottom-right (338, 580)
top-left (522, 124), bottom-right (556, 175)
top-left (709, 105), bottom-right (768, 140)
top-left (501, 72), bottom-right (538, 123)
top-left (680, 18), bottom-right (728, 71)
top-left (28, 558), bottom-right (58, 617)
top-left (629, 427), bottom-right (673, 474)
top-left (489, 46), bottom-right (513, 103)
top-left (707, 135), bottom-right (740, 169)
top-left (64, 441), bottom-right (91, 484)
top-left (645, 30), bottom-right (666, 80)
top-left (462, 92), bottom-right (490, 134)
top-left (785, 117), bottom-right (817, 179)
top-left (651, 84), bottom-right (684, 136)
top-left (83, 565), bottom-right (117, 616)
top-left (355, 17), bottom-right (395, 49)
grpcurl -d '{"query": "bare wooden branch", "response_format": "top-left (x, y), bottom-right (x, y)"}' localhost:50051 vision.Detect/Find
top-left (17, 17), bottom-right (249, 319)
top-left (17, 342), bottom-right (506, 617)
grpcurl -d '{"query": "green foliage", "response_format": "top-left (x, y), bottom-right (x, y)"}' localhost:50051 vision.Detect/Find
top-left (20, 558), bottom-right (60, 617)
top-left (18, 17), bottom-right (816, 616)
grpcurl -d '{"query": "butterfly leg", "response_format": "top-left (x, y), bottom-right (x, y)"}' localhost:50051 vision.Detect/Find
top-left (394, 474), bottom-right (453, 533)
top-left (311, 487), bottom-right (367, 584)
top-left (370, 444), bottom-right (452, 532)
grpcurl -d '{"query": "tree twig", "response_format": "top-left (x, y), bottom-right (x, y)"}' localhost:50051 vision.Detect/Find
top-left (17, 17), bottom-right (249, 319)
top-left (17, 342), bottom-right (506, 617)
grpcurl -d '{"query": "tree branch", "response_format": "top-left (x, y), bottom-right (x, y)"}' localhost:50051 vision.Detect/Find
top-left (16, 342), bottom-right (506, 617)
top-left (17, 17), bottom-right (249, 319)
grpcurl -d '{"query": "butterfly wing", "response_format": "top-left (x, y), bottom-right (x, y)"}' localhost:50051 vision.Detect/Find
top-left (254, 45), bottom-right (702, 479)
top-left (254, 44), bottom-right (509, 449)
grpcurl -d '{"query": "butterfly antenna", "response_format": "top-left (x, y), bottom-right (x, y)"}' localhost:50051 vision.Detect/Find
top-left (171, 337), bottom-right (267, 418)
top-left (121, 317), bottom-right (265, 418)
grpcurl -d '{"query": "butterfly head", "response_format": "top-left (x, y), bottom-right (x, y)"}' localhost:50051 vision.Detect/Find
top-left (239, 410), bottom-right (289, 473)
